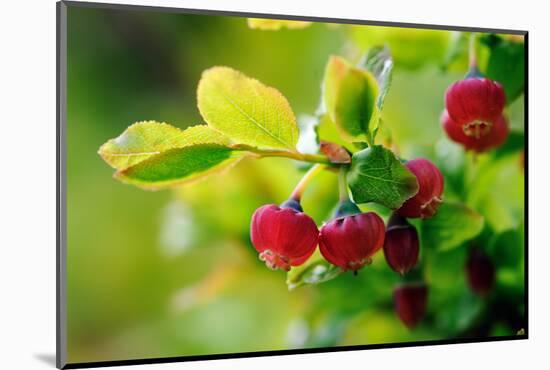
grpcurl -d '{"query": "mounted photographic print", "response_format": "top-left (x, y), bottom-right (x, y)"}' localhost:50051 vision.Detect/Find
top-left (57, 1), bottom-right (527, 368)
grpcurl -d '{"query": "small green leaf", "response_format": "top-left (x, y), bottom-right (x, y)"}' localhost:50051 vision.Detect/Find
top-left (98, 121), bottom-right (230, 170)
top-left (286, 250), bottom-right (341, 290)
top-left (359, 46), bottom-right (394, 110)
top-left (247, 18), bottom-right (312, 30)
top-left (334, 68), bottom-right (379, 141)
top-left (115, 144), bottom-right (244, 190)
top-left (481, 34), bottom-right (525, 103)
top-left (347, 145), bottom-right (419, 209)
top-left (197, 66), bottom-right (299, 150)
top-left (322, 56), bottom-right (379, 142)
top-left (422, 202), bottom-right (484, 251)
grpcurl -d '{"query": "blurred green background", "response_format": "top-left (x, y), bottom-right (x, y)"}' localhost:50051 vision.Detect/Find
top-left (66, 5), bottom-right (525, 364)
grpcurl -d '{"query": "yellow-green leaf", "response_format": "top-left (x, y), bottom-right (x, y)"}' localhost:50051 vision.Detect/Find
top-left (98, 121), bottom-right (230, 170)
top-left (247, 18), bottom-right (312, 30)
top-left (197, 66), bottom-right (299, 150)
top-left (115, 144), bottom-right (245, 190)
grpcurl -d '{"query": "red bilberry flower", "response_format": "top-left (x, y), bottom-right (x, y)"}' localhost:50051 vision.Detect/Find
top-left (397, 158), bottom-right (444, 219)
top-left (394, 283), bottom-right (428, 329)
top-left (383, 213), bottom-right (419, 275)
top-left (466, 247), bottom-right (495, 297)
top-left (445, 77), bottom-right (506, 138)
top-left (319, 212), bottom-right (385, 273)
top-left (442, 110), bottom-right (509, 152)
top-left (250, 201), bottom-right (318, 271)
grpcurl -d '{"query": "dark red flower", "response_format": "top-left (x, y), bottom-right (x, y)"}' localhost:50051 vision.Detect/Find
top-left (442, 110), bottom-right (509, 152)
top-left (250, 203), bottom-right (318, 271)
top-left (383, 213), bottom-right (419, 275)
top-left (319, 212), bottom-right (385, 273)
top-left (466, 247), bottom-right (495, 297)
top-left (397, 158), bottom-right (444, 219)
top-left (394, 283), bottom-right (428, 329)
top-left (445, 77), bottom-right (506, 138)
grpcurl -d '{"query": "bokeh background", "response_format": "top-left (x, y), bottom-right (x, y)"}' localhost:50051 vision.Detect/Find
top-left (66, 5), bottom-right (525, 364)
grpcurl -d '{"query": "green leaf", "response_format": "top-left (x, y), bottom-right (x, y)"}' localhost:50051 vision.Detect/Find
top-left (422, 202), bottom-right (484, 251)
top-left (347, 145), bottom-right (419, 209)
top-left (481, 34), bottom-right (525, 103)
top-left (115, 144), bottom-right (244, 190)
top-left (98, 121), bottom-right (230, 170)
top-left (286, 250), bottom-right (341, 290)
top-left (336, 69), bottom-right (379, 140)
top-left (197, 66), bottom-right (299, 150)
top-left (247, 18), bottom-right (312, 30)
top-left (323, 56), bottom-right (379, 142)
top-left (359, 46), bottom-right (394, 110)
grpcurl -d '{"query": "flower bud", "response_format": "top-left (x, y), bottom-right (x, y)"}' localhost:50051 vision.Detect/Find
top-left (445, 77), bottom-right (506, 137)
top-left (397, 158), bottom-right (444, 219)
top-left (466, 247), bottom-right (495, 296)
top-left (250, 202), bottom-right (318, 271)
top-left (442, 110), bottom-right (509, 152)
top-left (319, 212), bottom-right (385, 273)
top-left (394, 283), bottom-right (428, 329)
top-left (383, 214), bottom-right (419, 275)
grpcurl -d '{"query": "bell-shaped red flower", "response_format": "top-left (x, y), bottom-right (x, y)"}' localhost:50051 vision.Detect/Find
top-left (383, 213), bottom-right (419, 275)
top-left (442, 110), bottom-right (509, 152)
top-left (445, 77), bottom-right (506, 138)
top-left (397, 158), bottom-right (444, 219)
top-left (319, 212), bottom-right (385, 273)
top-left (394, 283), bottom-right (428, 329)
top-left (466, 247), bottom-right (495, 297)
top-left (250, 201), bottom-right (319, 271)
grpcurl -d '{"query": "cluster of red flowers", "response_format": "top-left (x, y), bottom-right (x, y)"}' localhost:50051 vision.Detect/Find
top-left (251, 158), bottom-right (444, 328)
top-left (249, 72), bottom-right (505, 329)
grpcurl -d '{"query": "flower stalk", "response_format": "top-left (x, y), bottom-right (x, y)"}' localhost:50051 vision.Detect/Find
top-left (290, 164), bottom-right (325, 201)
